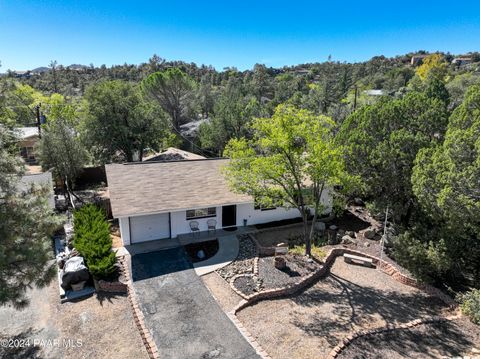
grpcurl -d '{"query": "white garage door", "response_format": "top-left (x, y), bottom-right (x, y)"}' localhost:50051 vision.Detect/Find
top-left (130, 213), bottom-right (170, 243)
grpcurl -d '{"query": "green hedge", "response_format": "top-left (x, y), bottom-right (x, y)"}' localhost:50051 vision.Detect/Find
top-left (73, 204), bottom-right (116, 279)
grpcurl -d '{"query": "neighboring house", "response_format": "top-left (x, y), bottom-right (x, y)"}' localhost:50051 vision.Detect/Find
top-left (410, 54), bottom-right (428, 66)
top-left (452, 57), bottom-right (473, 66)
top-left (19, 171), bottom-right (55, 209)
top-left (106, 158), bottom-right (332, 245)
top-left (364, 89), bottom-right (385, 96)
top-left (17, 127), bottom-right (40, 164)
top-left (143, 147), bottom-right (205, 162)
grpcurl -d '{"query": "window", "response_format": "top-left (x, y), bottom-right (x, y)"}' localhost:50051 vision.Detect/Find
top-left (186, 207), bottom-right (216, 220)
top-left (254, 201), bottom-right (277, 211)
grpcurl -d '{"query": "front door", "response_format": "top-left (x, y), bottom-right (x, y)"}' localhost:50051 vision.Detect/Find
top-left (222, 205), bottom-right (237, 227)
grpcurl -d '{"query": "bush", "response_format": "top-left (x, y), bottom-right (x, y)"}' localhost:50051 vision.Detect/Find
top-left (73, 204), bottom-right (116, 279)
top-left (458, 289), bottom-right (480, 324)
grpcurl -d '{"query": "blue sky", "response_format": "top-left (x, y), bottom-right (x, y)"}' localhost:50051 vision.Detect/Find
top-left (1, 0), bottom-right (480, 71)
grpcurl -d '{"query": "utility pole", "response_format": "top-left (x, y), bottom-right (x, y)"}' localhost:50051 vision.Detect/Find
top-left (35, 103), bottom-right (42, 138)
top-left (379, 205), bottom-right (389, 264)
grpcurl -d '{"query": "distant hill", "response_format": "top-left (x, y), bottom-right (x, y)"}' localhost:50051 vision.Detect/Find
top-left (31, 67), bottom-right (49, 74)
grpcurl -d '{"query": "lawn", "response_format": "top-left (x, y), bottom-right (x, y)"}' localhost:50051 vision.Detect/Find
top-left (236, 257), bottom-right (455, 359)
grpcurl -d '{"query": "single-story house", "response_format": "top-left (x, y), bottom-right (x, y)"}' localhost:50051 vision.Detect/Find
top-left (16, 127), bottom-right (40, 164)
top-left (106, 158), bottom-right (332, 246)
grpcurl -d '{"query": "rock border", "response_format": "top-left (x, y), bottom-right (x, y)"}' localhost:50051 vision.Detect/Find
top-left (118, 256), bottom-right (160, 359)
top-left (326, 314), bottom-right (462, 358)
top-left (232, 247), bottom-right (457, 313)
top-left (229, 247), bottom-right (458, 359)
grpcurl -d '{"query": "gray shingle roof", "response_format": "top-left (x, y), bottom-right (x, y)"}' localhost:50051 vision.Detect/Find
top-left (106, 159), bottom-right (252, 218)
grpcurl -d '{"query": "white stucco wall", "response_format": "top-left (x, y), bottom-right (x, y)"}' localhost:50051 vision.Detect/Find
top-left (170, 206), bottom-right (223, 238)
top-left (120, 188), bottom-right (333, 243)
top-left (118, 217), bottom-right (131, 246)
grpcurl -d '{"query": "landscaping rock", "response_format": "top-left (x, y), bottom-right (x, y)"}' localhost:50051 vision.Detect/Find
top-left (364, 228), bottom-right (376, 239)
top-left (346, 231), bottom-right (355, 238)
top-left (216, 235), bottom-right (256, 281)
top-left (364, 242), bottom-right (370, 247)
top-left (342, 235), bottom-right (357, 245)
top-left (353, 197), bottom-right (365, 206)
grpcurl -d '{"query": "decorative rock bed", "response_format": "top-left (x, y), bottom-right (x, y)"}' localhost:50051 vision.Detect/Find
top-left (216, 234), bottom-right (257, 281)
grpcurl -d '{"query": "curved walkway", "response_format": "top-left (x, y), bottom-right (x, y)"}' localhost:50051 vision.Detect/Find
top-left (193, 235), bottom-right (239, 276)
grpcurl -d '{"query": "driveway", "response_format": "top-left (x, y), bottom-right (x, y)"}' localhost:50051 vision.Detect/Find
top-left (131, 247), bottom-right (260, 359)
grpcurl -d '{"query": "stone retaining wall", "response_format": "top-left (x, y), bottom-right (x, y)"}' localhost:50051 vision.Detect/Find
top-left (118, 256), bottom-right (160, 359)
top-left (233, 247), bottom-right (457, 314)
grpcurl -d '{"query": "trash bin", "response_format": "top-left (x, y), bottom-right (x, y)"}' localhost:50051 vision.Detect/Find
top-left (243, 219), bottom-right (248, 227)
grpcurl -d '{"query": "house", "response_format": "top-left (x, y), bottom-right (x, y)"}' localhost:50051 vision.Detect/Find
top-left (452, 57), bottom-right (473, 66)
top-left (105, 158), bottom-right (332, 245)
top-left (143, 147), bottom-right (205, 162)
top-left (16, 127), bottom-right (40, 164)
top-left (410, 54), bottom-right (428, 66)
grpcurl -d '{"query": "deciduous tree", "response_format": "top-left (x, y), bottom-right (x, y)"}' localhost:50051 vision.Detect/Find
top-left (224, 105), bottom-right (352, 256)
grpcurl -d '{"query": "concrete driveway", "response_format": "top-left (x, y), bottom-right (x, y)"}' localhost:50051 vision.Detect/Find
top-left (131, 247), bottom-right (260, 359)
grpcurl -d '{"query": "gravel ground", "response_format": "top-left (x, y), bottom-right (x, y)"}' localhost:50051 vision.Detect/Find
top-left (0, 278), bottom-right (148, 359)
top-left (237, 257), bottom-right (451, 359)
top-left (338, 318), bottom-right (480, 359)
top-left (258, 255), bottom-right (320, 290)
top-left (201, 272), bottom-right (243, 313)
top-left (254, 225), bottom-right (305, 247)
top-left (216, 234), bottom-right (256, 282)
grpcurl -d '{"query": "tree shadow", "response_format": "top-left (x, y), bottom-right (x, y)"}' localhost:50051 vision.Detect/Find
top-left (94, 291), bottom-right (127, 306)
top-left (0, 329), bottom-right (43, 359)
top-left (338, 319), bottom-right (477, 359)
top-left (288, 271), bottom-right (447, 347)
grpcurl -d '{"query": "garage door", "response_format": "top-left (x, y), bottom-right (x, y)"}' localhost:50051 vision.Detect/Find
top-left (130, 213), bottom-right (170, 243)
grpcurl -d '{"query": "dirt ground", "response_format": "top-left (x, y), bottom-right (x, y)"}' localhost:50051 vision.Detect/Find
top-left (338, 318), bottom-right (480, 359)
top-left (0, 278), bottom-right (148, 359)
top-left (202, 272), bottom-right (243, 313)
top-left (236, 257), bottom-right (453, 359)
top-left (254, 224), bottom-right (306, 247)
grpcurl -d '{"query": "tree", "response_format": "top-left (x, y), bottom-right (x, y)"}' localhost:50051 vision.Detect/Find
top-left (416, 54), bottom-right (448, 81)
top-left (224, 104), bottom-right (352, 256)
top-left (141, 67), bottom-right (196, 131)
top-left (73, 204), bottom-right (116, 279)
top-left (199, 79), bottom-right (264, 154)
top-left (37, 116), bottom-right (87, 204)
top-left (409, 84), bottom-right (480, 285)
top-left (424, 74), bottom-right (450, 106)
top-left (0, 126), bottom-right (62, 308)
top-left (337, 92), bottom-right (449, 224)
top-left (82, 80), bottom-right (169, 163)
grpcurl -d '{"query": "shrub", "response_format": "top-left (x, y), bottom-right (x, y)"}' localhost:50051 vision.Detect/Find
top-left (458, 289), bottom-right (480, 324)
top-left (73, 204), bottom-right (116, 279)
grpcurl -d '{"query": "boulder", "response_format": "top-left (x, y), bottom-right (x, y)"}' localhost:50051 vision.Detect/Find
top-left (342, 235), bottom-right (357, 245)
top-left (346, 231), bottom-right (355, 238)
top-left (364, 228), bottom-right (376, 239)
top-left (353, 197), bottom-right (365, 206)
top-left (364, 242), bottom-right (370, 247)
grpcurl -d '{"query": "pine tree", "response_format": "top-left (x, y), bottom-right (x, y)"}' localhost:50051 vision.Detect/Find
top-left (0, 126), bottom-right (63, 308)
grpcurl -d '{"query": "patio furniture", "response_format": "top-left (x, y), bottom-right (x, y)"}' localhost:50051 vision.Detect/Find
top-left (344, 253), bottom-right (374, 268)
top-left (207, 219), bottom-right (217, 233)
top-left (189, 221), bottom-right (200, 237)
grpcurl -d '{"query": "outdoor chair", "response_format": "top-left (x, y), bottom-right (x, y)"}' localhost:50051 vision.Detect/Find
top-left (207, 219), bottom-right (217, 233)
top-left (189, 221), bottom-right (200, 237)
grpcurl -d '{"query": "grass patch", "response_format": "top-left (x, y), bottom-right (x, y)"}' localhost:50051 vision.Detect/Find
top-left (289, 244), bottom-right (326, 260)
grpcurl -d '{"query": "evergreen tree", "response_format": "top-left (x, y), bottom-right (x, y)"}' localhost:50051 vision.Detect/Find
top-left (0, 126), bottom-right (62, 308)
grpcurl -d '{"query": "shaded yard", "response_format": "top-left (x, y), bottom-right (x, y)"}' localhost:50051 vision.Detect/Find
top-left (236, 257), bottom-right (453, 359)
top-left (338, 318), bottom-right (480, 359)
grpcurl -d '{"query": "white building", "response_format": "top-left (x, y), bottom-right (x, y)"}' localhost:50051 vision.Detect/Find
top-left (106, 158), bottom-right (332, 246)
